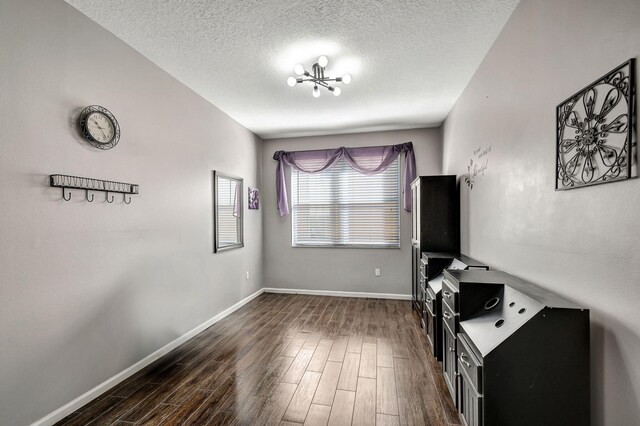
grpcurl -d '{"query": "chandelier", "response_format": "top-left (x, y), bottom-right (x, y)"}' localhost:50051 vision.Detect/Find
top-left (287, 56), bottom-right (352, 97)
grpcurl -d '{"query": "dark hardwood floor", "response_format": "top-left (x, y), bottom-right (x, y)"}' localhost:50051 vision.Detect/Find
top-left (55, 293), bottom-right (460, 425)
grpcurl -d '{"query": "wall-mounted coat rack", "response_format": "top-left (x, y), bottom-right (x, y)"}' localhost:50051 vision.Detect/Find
top-left (50, 174), bottom-right (139, 204)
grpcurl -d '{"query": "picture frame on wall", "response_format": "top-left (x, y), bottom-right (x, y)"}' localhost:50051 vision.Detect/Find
top-left (556, 58), bottom-right (636, 190)
top-left (248, 187), bottom-right (259, 210)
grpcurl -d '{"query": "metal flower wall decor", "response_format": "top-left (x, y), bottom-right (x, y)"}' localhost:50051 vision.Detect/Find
top-left (556, 59), bottom-right (636, 190)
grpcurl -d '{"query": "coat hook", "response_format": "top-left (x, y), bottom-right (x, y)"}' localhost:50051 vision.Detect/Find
top-left (106, 192), bottom-right (114, 203)
top-left (86, 190), bottom-right (94, 202)
top-left (62, 187), bottom-right (71, 201)
top-left (123, 193), bottom-right (132, 204)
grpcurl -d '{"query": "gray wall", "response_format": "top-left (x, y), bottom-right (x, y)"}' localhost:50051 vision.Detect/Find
top-left (0, 1), bottom-right (263, 425)
top-left (442, 0), bottom-right (640, 424)
top-left (262, 128), bottom-right (442, 295)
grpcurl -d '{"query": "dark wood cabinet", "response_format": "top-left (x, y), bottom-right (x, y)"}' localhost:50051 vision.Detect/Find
top-left (443, 270), bottom-right (590, 426)
top-left (408, 178), bottom-right (589, 425)
top-left (423, 252), bottom-right (488, 362)
top-left (410, 176), bottom-right (459, 314)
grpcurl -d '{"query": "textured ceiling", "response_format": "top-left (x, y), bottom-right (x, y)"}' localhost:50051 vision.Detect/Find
top-left (65, 0), bottom-right (519, 139)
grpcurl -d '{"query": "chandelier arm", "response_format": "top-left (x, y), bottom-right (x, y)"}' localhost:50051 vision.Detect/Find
top-left (314, 80), bottom-right (332, 89)
top-left (298, 77), bottom-right (332, 89)
top-left (289, 57), bottom-right (347, 95)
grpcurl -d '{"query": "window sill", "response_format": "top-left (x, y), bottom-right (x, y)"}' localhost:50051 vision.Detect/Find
top-left (291, 244), bottom-right (400, 249)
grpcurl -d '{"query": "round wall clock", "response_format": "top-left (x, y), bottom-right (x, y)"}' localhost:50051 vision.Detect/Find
top-left (78, 105), bottom-right (121, 150)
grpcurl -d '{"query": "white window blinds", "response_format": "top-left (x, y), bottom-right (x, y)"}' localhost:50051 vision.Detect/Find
top-left (291, 156), bottom-right (400, 248)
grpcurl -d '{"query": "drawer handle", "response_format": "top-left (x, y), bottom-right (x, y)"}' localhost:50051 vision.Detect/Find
top-left (426, 298), bottom-right (431, 303)
top-left (460, 353), bottom-right (471, 368)
top-left (443, 290), bottom-right (452, 298)
top-left (449, 347), bottom-right (455, 352)
top-left (443, 312), bottom-right (452, 319)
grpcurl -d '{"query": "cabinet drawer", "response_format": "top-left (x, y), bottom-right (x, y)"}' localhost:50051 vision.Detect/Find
top-left (420, 282), bottom-right (428, 310)
top-left (442, 278), bottom-right (458, 312)
top-left (425, 287), bottom-right (436, 314)
top-left (442, 296), bottom-right (457, 335)
top-left (457, 333), bottom-right (482, 393)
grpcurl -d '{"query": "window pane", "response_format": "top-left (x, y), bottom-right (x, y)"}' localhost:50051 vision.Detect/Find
top-left (291, 157), bottom-right (400, 247)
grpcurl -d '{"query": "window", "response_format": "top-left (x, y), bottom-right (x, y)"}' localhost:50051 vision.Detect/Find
top-left (291, 157), bottom-right (400, 248)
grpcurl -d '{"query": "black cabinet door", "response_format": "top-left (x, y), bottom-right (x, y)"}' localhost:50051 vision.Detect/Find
top-left (425, 303), bottom-right (435, 348)
top-left (443, 322), bottom-right (458, 406)
top-left (412, 244), bottom-right (422, 313)
top-left (459, 369), bottom-right (483, 426)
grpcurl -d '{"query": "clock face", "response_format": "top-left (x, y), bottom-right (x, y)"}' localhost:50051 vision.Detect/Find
top-left (78, 105), bottom-right (120, 150)
top-left (86, 112), bottom-right (115, 143)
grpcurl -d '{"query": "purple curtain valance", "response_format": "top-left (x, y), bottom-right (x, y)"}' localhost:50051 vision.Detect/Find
top-left (273, 142), bottom-right (416, 216)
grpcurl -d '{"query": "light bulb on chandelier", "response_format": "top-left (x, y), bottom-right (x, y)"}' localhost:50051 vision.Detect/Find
top-left (286, 56), bottom-right (352, 97)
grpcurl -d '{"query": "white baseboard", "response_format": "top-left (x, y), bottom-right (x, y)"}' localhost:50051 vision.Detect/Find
top-left (263, 287), bottom-right (411, 300)
top-left (32, 288), bottom-right (265, 426)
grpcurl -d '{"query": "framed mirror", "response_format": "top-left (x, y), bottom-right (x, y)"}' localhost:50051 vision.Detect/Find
top-left (213, 171), bottom-right (243, 252)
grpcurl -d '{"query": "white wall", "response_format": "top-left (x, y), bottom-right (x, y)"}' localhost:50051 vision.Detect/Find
top-left (262, 128), bottom-right (442, 296)
top-left (0, 1), bottom-right (263, 425)
top-left (442, 0), bottom-right (640, 424)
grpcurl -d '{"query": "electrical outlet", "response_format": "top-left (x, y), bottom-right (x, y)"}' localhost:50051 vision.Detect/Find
top-left (245, 271), bottom-right (250, 280)
top-left (375, 268), bottom-right (381, 277)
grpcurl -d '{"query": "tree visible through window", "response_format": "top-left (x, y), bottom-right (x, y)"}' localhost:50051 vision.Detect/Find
top-left (291, 156), bottom-right (400, 247)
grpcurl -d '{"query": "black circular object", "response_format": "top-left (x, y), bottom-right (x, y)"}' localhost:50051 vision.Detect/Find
top-left (509, 302), bottom-right (515, 307)
top-left (518, 308), bottom-right (527, 314)
top-left (484, 297), bottom-right (500, 311)
top-left (495, 319), bottom-right (505, 328)
top-left (78, 105), bottom-right (120, 150)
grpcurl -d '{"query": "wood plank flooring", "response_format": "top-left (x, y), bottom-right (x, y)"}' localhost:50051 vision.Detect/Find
top-left (55, 294), bottom-right (460, 425)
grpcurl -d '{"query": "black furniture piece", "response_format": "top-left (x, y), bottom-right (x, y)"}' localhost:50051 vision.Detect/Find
top-left (410, 176), bottom-right (459, 316)
top-left (422, 253), bottom-right (488, 361)
top-left (442, 270), bottom-right (590, 426)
